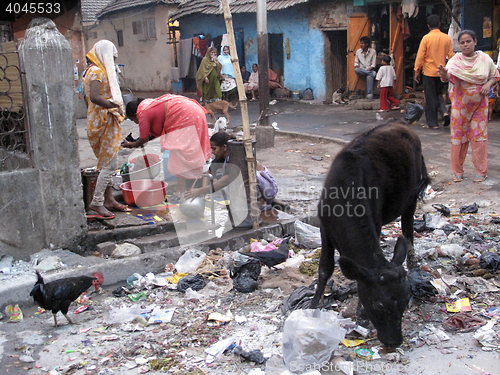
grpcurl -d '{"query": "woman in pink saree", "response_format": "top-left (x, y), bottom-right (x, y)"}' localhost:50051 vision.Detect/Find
top-left (123, 94), bottom-right (211, 195)
top-left (438, 30), bottom-right (499, 183)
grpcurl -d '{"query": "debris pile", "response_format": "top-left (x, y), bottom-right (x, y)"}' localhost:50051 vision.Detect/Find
top-left (1, 205), bottom-right (499, 374)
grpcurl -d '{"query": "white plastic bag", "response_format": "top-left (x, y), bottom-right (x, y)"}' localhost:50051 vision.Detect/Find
top-left (294, 220), bottom-right (322, 248)
top-left (282, 309), bottom-right (347, 371)
top-left (174, 248), bottom-right (206, 274)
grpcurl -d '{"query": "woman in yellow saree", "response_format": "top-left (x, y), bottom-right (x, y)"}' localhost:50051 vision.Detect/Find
top-left (83, 40), bottom-right (127, 219)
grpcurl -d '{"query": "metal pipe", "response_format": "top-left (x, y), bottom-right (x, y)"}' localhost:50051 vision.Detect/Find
top-left (208, 174), bottom-right (215, 226)
top-left (202, 172), bottom-right (216, 226)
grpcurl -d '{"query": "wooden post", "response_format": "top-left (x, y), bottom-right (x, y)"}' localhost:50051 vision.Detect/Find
top-left (221, 0), bottom-right (260, 229)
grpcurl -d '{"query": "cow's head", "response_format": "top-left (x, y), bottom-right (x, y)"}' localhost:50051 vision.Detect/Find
top-left (338, 236), bottom-right (410, 347)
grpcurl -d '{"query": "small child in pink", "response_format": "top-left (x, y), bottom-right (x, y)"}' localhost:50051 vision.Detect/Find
top-left (376, 55), bottom-right (400, 112)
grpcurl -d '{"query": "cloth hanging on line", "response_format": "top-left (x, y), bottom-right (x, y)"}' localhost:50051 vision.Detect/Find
top-left (179, 38), bottom-right (193, 79)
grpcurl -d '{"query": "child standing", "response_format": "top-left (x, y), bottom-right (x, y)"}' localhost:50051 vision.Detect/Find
top-left (376, 55), bottom-right (400, 112)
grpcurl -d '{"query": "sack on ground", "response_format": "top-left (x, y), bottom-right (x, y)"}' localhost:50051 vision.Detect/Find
top-left (405, 102), bottom-right (424, 123)
top-left (256, 167), bottom-right (278, 203)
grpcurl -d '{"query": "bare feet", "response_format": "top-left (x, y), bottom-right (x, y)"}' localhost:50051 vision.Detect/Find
top-left (104, 203), bottom-right (132, 212)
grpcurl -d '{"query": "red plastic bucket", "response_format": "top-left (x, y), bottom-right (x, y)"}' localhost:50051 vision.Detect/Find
top-left (120, 179), bottom-right (167, 208)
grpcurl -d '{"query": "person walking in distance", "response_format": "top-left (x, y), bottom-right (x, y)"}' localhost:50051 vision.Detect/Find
top-left (376, 55), bottom-right (400, 112)
top-left (354, 36), bottom-right (377, 100)
top-left (414, 14), bottom-right (454, 129)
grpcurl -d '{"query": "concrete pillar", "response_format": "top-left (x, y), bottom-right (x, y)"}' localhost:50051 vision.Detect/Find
top-left (255, 126), bottom-right (275, 149)
top-left (19, 18), bottom-right (87, 252)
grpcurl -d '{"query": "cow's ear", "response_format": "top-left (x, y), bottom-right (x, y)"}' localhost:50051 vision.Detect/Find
top-left (391, 236), bottom-right (408, 266)
top-left (339, 256), bottom-right (371, 283)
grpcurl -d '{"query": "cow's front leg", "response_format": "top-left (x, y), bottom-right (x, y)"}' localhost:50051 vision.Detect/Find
top-left (356, 297), bottom-right (370, 329)
top-left (401, 203), bottom-right (418, 270)
top-left (310, 228), bottom-right (336, 309)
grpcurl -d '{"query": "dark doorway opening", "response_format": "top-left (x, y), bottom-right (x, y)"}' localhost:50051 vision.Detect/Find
top-left (268, 33), bottom-right (284, 80)
top-left (324, 30), bottom-right (347, 104)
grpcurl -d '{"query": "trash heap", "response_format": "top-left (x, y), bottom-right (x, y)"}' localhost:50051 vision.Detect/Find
top-left (3, 208), bottom-right (500, 374)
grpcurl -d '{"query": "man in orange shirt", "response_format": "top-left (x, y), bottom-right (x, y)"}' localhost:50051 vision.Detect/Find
top-left (414, 15), bottom-right (454, 128)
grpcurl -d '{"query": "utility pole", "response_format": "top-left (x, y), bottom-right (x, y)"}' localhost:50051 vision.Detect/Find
top-left (221, 0), bottom-right (260, 229)
top-left (255, 0), bottom-right (275, 148)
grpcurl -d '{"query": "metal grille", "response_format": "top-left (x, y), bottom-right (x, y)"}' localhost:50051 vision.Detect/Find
top-left (0, 40), bottom-right (31, 171)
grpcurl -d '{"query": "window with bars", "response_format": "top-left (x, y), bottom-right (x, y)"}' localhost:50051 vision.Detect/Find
top-left (117, 30), bottom-right (124, 47)
top-left (144, 17), bottom-right (156, 39)
top-left (132, 21), bottom-right (142, 35)
top-left (0, 41), bottom-right (31, 171)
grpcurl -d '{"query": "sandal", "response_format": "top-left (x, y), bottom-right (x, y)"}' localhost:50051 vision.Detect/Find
top-left (392, 106), bottom-right (400, 110)
top-left (86, 211), bottom-right (115, 220)
top-left (473, 175), bottom-right (487, 183)
top-left (453, 175), bottom-right (463, 183)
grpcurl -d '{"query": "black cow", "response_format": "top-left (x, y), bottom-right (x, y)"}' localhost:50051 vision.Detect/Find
top-left (310, 121), bottom-right (430, 347)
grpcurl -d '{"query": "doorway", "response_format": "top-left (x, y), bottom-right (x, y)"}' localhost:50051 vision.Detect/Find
top-left (324, 30), bottom-right (348, 104)
top-left (268, 33), bottom-right (284, 79)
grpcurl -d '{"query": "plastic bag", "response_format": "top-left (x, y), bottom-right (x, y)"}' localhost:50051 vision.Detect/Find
top-left (479, 252), bottom-right (500, 272)
top-left (425, 212), bottom-right (449, 229)
top-left (229, 252), bottom-right (261, 293)
top-left (174, 248), bottom-right (206, 274)
top-left (460, 202), bottom-right (478, 214)
top-left (282, 309), bottom-right (346, 371)
top-left (404, 102), bottom-right (424, 123)
top-left (177, 274), bottom-right (206, 292)
top-left (294, 220), bottom-right (321, 248)
top-left (407, 269), bottom-right (438, 298)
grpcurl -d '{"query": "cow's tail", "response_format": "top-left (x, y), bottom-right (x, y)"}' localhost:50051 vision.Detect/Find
top-left (416, 155), bottom-right (431, 201)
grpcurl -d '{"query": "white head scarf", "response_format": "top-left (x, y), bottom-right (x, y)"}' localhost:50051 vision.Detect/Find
top-left (88, 40), bottom-right (123, 106)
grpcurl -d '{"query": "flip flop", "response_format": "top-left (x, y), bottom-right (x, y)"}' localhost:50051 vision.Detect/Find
top-left (473, 175), bottom-right (487, 183)
top-left (453, 175), bottom-right (463, 183)
top-left (86, 211), bottom-right (115, 220)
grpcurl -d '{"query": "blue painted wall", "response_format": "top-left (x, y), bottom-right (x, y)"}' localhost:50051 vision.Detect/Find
top-left (178, 5), bottom-right (327, 101)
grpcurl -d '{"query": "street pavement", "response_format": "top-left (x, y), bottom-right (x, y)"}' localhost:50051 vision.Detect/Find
top-left (3, 95), bottom-right (500, 310)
